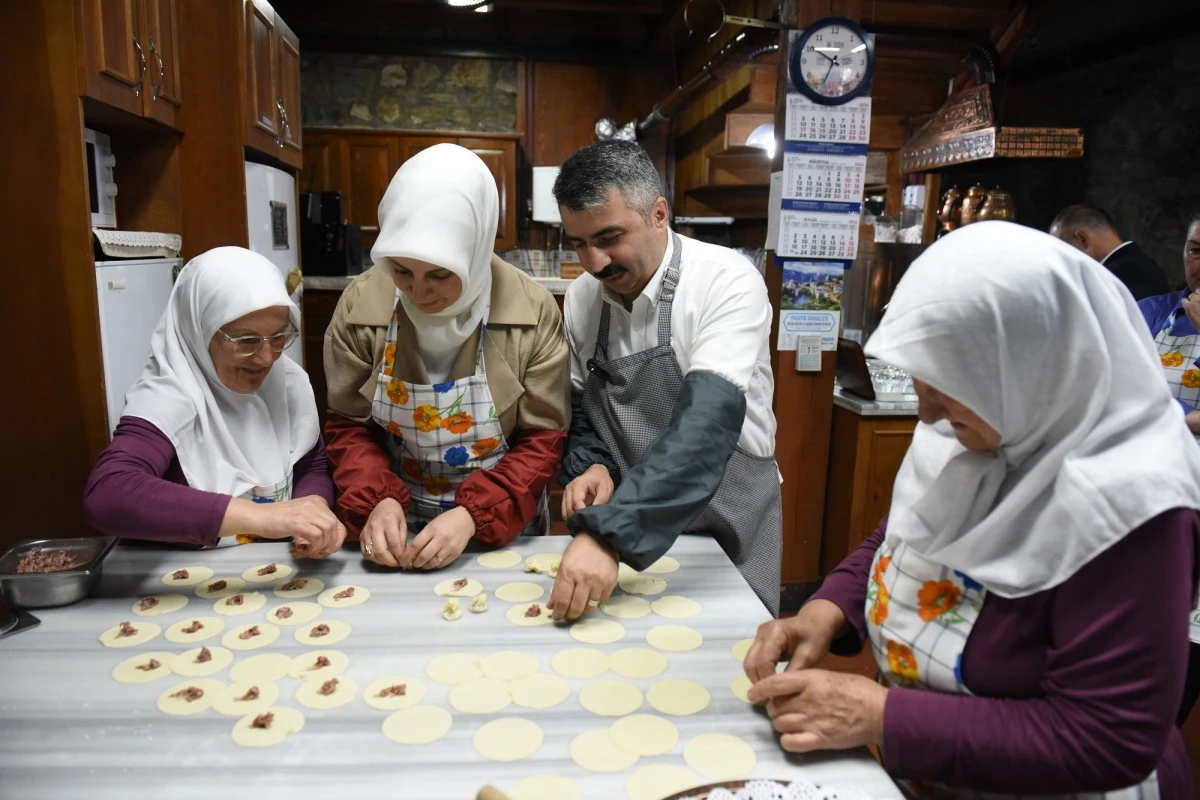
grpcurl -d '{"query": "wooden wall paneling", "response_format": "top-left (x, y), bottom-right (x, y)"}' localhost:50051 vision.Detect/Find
top-left (346, 134), bottom-right (399, 251)
top-left (302, 289), bottom-right (342, 427)
top-left (299, 133), bottom-right (347, 195)
top-left (78, 0), bottom-right (143, 117)
top-left (110, 130), bottom-right (183, 235)
top-left (461, 137), bottom-right (519, 250)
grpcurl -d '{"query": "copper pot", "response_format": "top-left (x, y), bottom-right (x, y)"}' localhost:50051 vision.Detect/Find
top-left (959, 184), bottom-right (988, 226)
top-left (978, 187), bottom-right (1016, 222)
top-left (937, 186), bottom-right (962, 236)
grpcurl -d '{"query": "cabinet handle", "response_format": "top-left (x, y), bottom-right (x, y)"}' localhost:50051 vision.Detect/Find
top-left (149, 36), bottom-right (165, 101)
top-left (132, 33), bottom-right (147, 98)
top-left (276, 99), bottom-right (290, 147)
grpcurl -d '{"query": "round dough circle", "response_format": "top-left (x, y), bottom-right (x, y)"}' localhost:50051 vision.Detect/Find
top-left (650, 595), bottom-right (702, 620)
top-left (172, 646), bottom-right (234, 677)
top-left (98, 621), bottom-right (161, 648)
top-left (156, 678), bottom-right (224, 715)
top-left (213, 591), bottom-right (267, 617)
top-left (448, 677), bottom-right (512, 714)
top-left (473, 718), bottom-right (543, 762)
top-left (569, 617), bottom-right (625, 645)
top-left (364, 675), bottom-right (427, 710)
top-left (683, 733), bottom-right (757, 779)
top-left (273, 577), bottom-right (324, 599)
top-left (111, 651), bottom-right (174, 683)
top-left (434, 577), bottom-right (484, 598)
top-left (229, 652), bottom-right (292, 684)
top-left (578, 680), bottom-right (643, 717)
top-left (195, 577), bottom-right (246, 599)
top-left (495, 581), bottom-right (545, 603)
top-left (294, 619), bottom-right (352, 646)
top-left (599, 594), bottom-right (651, 619)
top-left (646, 624), bottom-right (703, 652)
top-left (643, 555), bottom-right (680, 574)
top-left (317, 584), bottom-right (370, 608)
top-left (731, 673), bottom-right (754, 704)
top-left (161, 566), bottom-right (214, 587)
top-left (288, 649), bottom-right (349, 681)
top-left (508, 775), bottom-right (584, 800)
top-left (221, 622), bottom-right (281, 651)
top-left (231, 705), bottom-right (305, 747)
top-left (296, 674), bottom-right (358, 709)
top-left (506, 602), bottom-right (552, 626)
top-left (242, 562), bottom-right (295, 583)
top-left (426, 652), bottom-right (483, 684)
top-left (212, 681), bottom-right (280, 716)
top-left (610, 648), bottom-right (668, 680)
top-left (382, 705), bottom-right (452, 745)
top-left (509, 673), bottom-right (571, 710)
top-left (524, 553), bottom-right (561, 575)
top-left (131, 593), bottom-right (189, 616)
top-left (617, 562), bottom-right (637, 581)
top-left (568, 728), bottom-right (640, 773)
top-left (731, 638), bottom-right (753, 662)
top-left (481, 650), bottom-right (539, 681)
top-left (647, 679), bottom-right (711, 716)
top-left (475, 550), bottom-right (522, 569)
top-left (626, 764), bottom-right (701, 800)
top-left (266, 601), bottom-right (322, 626)
top-left (551, 648), bottom-right (609, 679)
top-left (165, 616), bottom-right (225, 644)
top-left (609, 714), bottom-right (679, 757)
top-left (618, 575), bottom-right (668, 596)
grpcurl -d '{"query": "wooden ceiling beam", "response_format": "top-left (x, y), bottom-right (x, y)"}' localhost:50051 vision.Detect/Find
top-left (863, 1), bottom-right (1012, 31)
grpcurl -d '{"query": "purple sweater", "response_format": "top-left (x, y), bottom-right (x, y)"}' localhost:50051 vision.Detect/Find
top-left (83, 416), bottom-right (335, 548)
top-left (813, 509), bottom-right (1198, 798)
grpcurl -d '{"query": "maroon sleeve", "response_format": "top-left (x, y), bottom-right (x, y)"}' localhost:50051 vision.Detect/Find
top-left (809, 519), bottom-right (886, 652)
top-left (323, 414), bottom-right (411, 538)
top-left (456, 429), bottom-right (567, 547)
top-left (82, 417), bottom-right (229, 548)
top-left (291, 436), bottom-right (335, 506)
top-left (882, 509), bottom-right (1197, 793)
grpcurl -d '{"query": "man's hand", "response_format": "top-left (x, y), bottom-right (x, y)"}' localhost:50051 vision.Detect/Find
top-left (561, 464), bottom-right (615, 519)
top-left (1185, 409), bottom-right (1200, 435)
top-left (748, 669), bottom-right (888, 753)
top-left (403, 507), bottom-right (475, 570)
top-left (548, 532), bottom-right (619, 621)
top-left (743, 599), bottom-right (846, 682)
top-left (359, 497), bottom-right (408, 568)
top-left (1182, 292), bottom-right (1200, 332)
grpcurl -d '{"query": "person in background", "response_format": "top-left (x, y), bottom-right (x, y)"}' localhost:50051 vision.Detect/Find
top-left (550, 140), bottom-right (780, 620)
top-left (84, 247), bottom-right (342, 556)
top-left (323, 143), bottom-right (569, 571)
top-left (745, 222), bottom-right (1199, 798)
top-left (1049, 203), bottom-right (1169, 300)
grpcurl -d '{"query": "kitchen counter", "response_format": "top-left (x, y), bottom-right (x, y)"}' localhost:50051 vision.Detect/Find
top-left (833, 385), bottom-right (919, 417)
top-left (303, 274), bottom-right (575, 296)
top-left (0, 536), bottom-right (900, 800)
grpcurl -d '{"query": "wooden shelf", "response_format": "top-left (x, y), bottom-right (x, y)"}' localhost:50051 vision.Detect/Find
top-left (684, 184), bottom-right (770, 219)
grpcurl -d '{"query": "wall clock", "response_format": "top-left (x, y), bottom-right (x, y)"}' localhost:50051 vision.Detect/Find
top-left (789, 17), bottom-right (875, 105)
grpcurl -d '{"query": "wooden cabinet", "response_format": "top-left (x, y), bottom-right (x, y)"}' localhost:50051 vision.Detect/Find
top-left (275, 16), bottom-right (302, 154)
top-left (243, 0), bottom-right (301, 168)
top-left (461, 137), bottom-right (518, 250)
top-left (346, 136), bottom-right (398, 251)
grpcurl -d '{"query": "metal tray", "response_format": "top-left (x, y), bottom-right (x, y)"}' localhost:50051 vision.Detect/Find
top-left (0, 537), bottom-right (117, 609)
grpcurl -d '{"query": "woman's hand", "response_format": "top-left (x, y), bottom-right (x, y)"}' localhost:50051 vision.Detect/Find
top-left (749, 669), bottom-right (887, 753)
top-left (561, 464), bottom-right (615, 519)
top-left (1182, 292), bottom-right (1200, 331)
top-left (743, 599), bottom-right (847, 682)
top-left (359, 497), bottom-right (408, 568)
top-left (403, 507), bottom-right (475, 570)
top-left (232, 496), bottom-right (345, 558)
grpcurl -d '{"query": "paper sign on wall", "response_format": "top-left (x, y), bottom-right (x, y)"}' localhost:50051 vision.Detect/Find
top-left (776, 260), bottom-right (843, 351)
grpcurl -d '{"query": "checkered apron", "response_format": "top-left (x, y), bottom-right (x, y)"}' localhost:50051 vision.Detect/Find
top-left (371, 300), bottom-right (547, 536)
top-left (215, 476), bottom-right (293, 547)
top-left (582, 232), bottom-right (782, 615)
top-left (867, 540), bottom-right (1159, 799)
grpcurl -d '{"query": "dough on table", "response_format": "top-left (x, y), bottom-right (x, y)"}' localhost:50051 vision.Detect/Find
top-left (211, 681), bottom-right (280, 716)
top-left (426, 652), bottom-right (483, 684)
top-left (650, 595), bottom-right (701, 620)
top-left (230, 706), bottom-right (305, 747)
top-left (508, 673), bottom-right (570, 710)
top-left (551, 647), bottom-right (610, 679)
top-left (434, 577), bottom-right (483, 598)
top-left (221, 622), bottom-right (281, 651)
top-left (229, 652), bottom-right (292, 684)
top-left (507, 775), bottom-right (583, 800)
top-left (506, 602), bottom-right (553, 626)
top-left (172, 645), bottom-right (234, 677)
top-left (598, 594), bottom-right (651, 619)
top-left (618, 574), bottom-right (668, 596)
top-left (609, 648), bottom-right (668, 680)
top-left (473, 718), bottom-right (543, 762)
top-left (165, 616), bottom-right (225, 644)
top-left (317, 584), bottom-right (370, 608)
top-left (213, 591), bottom-right (267, 617)
top-left (156, 678), bottom-right (225, 715)
top-left (646, 679), bottom-right (711, 716)
top-left (481, 650), bottom-right (539, 681)
top-left (609, 714), bottom-right (679, 757)
top-left (625, 764), bottom-right (701, 800)
top-left (683, 733), bottom-right (757, 779)
top-left (568, 728), bottom-right (639, 773)
top-left (111, 651), bottom-right (174, 684)
top-left (578, 680), bottom-right (643, 717)
top-left (382, 705), bottom-right (453, 745)
top-left (273, 577), bottom-right (324, 599)
top-left (494, 581), bottom-right (545, 603)
top-left (131, 593), bottom-right (188, 616)
top-left (475, 550), bottom-right (522, 569)
top-left (363, 675), bottom-right (427, 710)
top-left (645, 624), bottom-right (703, 652)
top-left (98, 620), bottom-right (161, 648)
top-left (569, 617), bottom-right (625, 644)
top-left (242, 562), bottom-right (294, 583)
top-left (524, 553), bottom-right (560, 576)
top-left (470, 594), bottom-right (488, 613)
top-left (294, 619), bottom-right (352, 646)
top-left (730, 638), bottom-right (753, 662)
top-left (266, 601), bottom-right (322, 626)
top-left (442, 598), bottom-right (463, 621)
top-left (643, 555), bottom-right (680, 574)
top-left (288, 649), bottom-right (349, 681)
top-left (161, 566), bottom-right (214, 587)
top-left (731, 674), bottom-right (756, 704)
top-left (617, 563), bottom-right (637, 582)
top-left (195, 577), bottom-right (246, 599)
top-left (296, 674), bottom-right (358, 709)
top-left (448, 677), bottom-right (511, 714)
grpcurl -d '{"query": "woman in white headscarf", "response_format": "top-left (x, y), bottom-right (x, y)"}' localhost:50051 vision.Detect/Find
top-left (744, 222), bottom-right (1200, 798)
top-left (323, 143), bottom-right (569, 571)
top-left (84, 247), bottom-right (343, 556)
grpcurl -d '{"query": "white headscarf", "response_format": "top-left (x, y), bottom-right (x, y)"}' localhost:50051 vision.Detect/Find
top-left (867, 221), bottom-right (1200, 598)
top-left (371, 143), bottom-right (498, 382)
top-left (122, 246), bottom-right (320, 499)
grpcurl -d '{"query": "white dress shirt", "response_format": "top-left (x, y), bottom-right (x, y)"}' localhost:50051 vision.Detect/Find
top-left (563, 233), bottom-right (777, 457)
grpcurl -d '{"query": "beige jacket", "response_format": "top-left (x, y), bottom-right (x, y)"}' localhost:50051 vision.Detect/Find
top-left (323, 256), bottom-right (570, 436)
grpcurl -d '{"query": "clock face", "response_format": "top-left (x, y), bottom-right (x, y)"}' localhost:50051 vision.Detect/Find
top-left (798, 22), bottom-right (870, 99)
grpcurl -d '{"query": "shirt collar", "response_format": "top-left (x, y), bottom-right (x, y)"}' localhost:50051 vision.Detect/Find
top-left (1100, 241), bottom-right (1133, 264)
top-left (598, 233), bottom-right (675, 312)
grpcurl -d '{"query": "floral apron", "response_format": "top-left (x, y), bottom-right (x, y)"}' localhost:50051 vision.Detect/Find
top-left (216, 475), bottom-right (293, 547)
top-left (370, 298), bottom-right (547, 536)
top-left (866, 540), bottom-right (1159, 800)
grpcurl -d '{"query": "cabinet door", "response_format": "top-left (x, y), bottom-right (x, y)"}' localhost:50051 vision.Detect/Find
top-left (275, 15), bottom-right (302, 164)
top-left (301, 135), bottom-right (347, 196)
top-left (459, 138), bottom-right (518, 250)
top-left (80, 0), bottom-right (144, 116)
top-left (400, 136), bottom-right (456, 163)
top-left (346, 136), bottom-right (400, 252)
top-left (141, 0), bottom-right (182, 129)
top-left (244, 0), bottom-right (279, 151)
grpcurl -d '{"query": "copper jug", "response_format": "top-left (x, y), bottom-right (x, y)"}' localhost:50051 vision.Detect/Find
top-left (959, 184), bottom-right (987, 226)
top-left (978, 187), bottom-right (1016, 222)
top-left (937, 186), bottom-right (962, 237)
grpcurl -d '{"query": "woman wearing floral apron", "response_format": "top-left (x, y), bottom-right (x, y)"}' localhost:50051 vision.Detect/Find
top-left (744, 224), bottom-right (1200, 798)
top-left (323, 144), bottom-right (570, 570)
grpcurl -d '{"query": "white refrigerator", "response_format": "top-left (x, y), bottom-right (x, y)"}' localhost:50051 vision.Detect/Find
top-left (245, 161), bottom-right (305, 366)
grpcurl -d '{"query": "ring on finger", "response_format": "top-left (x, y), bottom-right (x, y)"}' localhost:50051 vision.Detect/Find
top-left (586, 598), bottom-right (600, 608)
top-left (362, 539), bottom-right (375, 557)
top-left (433, 553), bottom-right (443, 564)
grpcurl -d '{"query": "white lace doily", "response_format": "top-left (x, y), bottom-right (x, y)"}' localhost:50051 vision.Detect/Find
top-left (695, 778), bottom-right (874, 800)
top-left (93, 228), bottom-right (182, 259)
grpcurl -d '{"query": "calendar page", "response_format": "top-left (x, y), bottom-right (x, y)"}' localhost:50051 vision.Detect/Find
top-left (776, 205), bottom-right (860, 260)
top-left (781, 147), bottom-right (866, 204)
top-left (785, 95), bottom-right (871, 146)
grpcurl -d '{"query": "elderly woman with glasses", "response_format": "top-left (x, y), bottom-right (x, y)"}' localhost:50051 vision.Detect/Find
top-left (83, 247), bottom-right (344, 557)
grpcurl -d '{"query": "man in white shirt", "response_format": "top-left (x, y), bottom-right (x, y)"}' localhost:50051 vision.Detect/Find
top-left (1049, 204), bottom-right (1168, 300)
top-left (547, 140), bottom-right (781, 620)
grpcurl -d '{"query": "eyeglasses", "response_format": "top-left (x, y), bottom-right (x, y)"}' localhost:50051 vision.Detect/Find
top-left (217, 326), bottom-right (299, 357)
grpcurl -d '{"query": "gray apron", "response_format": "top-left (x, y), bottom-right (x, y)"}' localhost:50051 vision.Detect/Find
top-left (582, 232), bottom-right (783, 615)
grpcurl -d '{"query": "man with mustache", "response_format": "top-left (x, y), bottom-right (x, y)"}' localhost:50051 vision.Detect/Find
top-left (547, 140), bottom-right (781, 620)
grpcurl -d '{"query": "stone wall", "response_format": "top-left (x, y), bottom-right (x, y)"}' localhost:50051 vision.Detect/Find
top-left (301, 53), bottom-right (518, 133)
